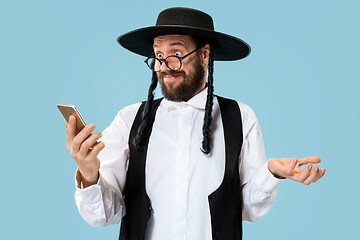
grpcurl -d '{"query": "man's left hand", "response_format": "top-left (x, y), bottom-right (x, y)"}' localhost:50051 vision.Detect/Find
top-left (267, 156), bottom-right (326, 185)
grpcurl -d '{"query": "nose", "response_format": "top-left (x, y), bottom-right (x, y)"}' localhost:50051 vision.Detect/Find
top-left (160, 59), bottom-right (171, 72)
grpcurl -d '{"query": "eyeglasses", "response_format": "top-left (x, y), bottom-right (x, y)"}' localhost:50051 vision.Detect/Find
top-left (144, 46), bottom-right (202, 72)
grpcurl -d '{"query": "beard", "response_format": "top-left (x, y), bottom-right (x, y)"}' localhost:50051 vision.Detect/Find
top-left (157, 56), bottom-right (206, 102)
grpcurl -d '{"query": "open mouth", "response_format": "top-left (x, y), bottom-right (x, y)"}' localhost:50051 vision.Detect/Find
top-left (159, 71), bottom-right (184, 82)
top-left (163, 75), bottom-right (180, 81)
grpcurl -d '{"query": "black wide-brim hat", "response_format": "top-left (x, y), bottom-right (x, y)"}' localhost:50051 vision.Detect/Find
top-left (117, 7), bottom-right (251, 61)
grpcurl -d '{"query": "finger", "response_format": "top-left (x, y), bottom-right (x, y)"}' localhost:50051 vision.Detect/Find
top-left (285, 158), bottom-right (298, 176)
top-left (72, 123), bottom-right (96, 152)
top-left (291, 159), bottom-right (303, 174)
top-left (298, 156), bottom-right (321, 166)
top-left (293, 163), bottom-right (312, 182)
top-left (88, 141), bottom-right (105, 158)
top-left (66, 115), bottom-right (77, 150)
top-left (79, 132), bottom-right (102, 155)
top-left (312, 168), bottom-right (326, 183)
top-left (303, 165), bottom-right (319, 185)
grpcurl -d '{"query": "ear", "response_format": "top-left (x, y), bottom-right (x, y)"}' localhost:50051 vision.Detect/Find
top-left (201, 43), bottom-right (211, 67)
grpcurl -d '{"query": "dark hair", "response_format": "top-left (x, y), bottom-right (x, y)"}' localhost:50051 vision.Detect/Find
top-left (134, 39), bottom-right (215, 154)
top-left (201, 45), bottom-right (214, 154)
top-left (133, 70), bottom-right (158, 151)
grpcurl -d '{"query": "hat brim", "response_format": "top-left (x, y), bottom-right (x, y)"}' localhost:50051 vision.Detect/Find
top-left (117, 25), bottom-right (251, 61)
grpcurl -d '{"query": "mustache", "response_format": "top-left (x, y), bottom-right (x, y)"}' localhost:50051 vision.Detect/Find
top-left (157, 70), bottom-right (185, 79)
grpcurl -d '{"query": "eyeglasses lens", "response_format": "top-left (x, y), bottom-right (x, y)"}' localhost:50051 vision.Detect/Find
top-left (166, 56), bottom-right (181, 71)
top-left (148, 57), bottom-right (181, 71)
top-left (147, 58), bottom-right (159, 71)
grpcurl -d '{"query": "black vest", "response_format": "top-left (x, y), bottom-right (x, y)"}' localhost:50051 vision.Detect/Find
top-left (119, 96), bottom-right (243, 240)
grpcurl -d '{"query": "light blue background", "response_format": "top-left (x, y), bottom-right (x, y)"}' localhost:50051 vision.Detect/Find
top-left (1, 0), bottom-right (359, 239)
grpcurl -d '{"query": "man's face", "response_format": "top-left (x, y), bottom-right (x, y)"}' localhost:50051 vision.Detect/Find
top-left (153, 35), bottom-right (208, 102)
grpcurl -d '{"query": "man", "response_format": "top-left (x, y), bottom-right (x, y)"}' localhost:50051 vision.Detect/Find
top-left (66, 7), bottom-right (326, 240)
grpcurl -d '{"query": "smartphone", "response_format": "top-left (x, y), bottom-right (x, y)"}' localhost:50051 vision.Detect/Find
top-left (57, 104), bottom-right (87, 134)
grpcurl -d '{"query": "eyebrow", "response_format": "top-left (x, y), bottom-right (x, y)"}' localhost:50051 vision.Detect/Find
top-left (169, 42), bottom-right (186, 47)
top-left (153, 41), bottom-right (187, 49)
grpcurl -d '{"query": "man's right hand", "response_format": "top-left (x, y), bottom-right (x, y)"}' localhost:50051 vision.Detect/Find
top-left (66, 115), bottom-right (105, 188)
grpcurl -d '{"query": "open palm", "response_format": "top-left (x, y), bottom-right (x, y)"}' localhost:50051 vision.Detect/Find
top-left (268, 156), bottom-right (326, 185)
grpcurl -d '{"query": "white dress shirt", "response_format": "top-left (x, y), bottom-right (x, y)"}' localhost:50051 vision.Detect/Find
top-left (74, 88), bottom-right (284, 240)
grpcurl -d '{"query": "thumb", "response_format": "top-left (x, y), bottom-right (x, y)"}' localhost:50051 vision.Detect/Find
top-left (298, 156), bottom-right (321, 166)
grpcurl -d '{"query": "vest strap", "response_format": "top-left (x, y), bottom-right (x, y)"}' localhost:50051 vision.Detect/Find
top-left (208, 96), bottom-right (243, 240)
top-left (120, 98), bottom-right (163, 240)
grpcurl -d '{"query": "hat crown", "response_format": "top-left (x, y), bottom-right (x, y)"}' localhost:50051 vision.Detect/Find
top-left (156, 7), bottom-right (214, 31)
top-left (118, 7), bottom-right (250, 61)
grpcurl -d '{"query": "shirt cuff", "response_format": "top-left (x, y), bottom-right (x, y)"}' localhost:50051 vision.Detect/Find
top-left (75, 169), bottom-right (106, 204)
top-left (253, 161), bottom-right (285, 193)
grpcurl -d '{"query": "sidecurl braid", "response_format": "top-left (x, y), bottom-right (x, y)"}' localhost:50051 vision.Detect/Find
top-left (201, 46), bottom-right (214, 154)
top-left (133, 70), bottom-right (158, 151)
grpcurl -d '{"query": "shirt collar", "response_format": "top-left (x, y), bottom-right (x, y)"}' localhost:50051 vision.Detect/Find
top-left (162, 87), bottom-right (208, 110)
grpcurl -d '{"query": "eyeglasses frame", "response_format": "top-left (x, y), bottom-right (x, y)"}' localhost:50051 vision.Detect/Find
top-left (144, 46), bottom-right (203, 72)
